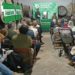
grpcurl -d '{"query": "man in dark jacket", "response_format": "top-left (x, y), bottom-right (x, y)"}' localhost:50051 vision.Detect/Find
top-left (35, 8), bottom-right (40, 20)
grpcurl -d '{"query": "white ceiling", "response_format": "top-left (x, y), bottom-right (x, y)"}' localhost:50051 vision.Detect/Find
top-left (14, 0), bottom-right (72, 7)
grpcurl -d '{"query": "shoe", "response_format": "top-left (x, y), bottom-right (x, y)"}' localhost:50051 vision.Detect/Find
top-left (24, 69), bottom-right (32, 75)
top-left (41, 42), bottom-right (44, 45)
top-left (68, 61), bottom-right (74, 66)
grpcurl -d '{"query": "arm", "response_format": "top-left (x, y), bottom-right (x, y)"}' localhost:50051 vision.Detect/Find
top-left (0, 49), bottom-right (7, 62)
top-left (0, 49), bottom-right (13, 62)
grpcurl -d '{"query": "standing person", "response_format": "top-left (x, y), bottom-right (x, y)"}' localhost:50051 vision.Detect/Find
top-left (27, 20), bottom-right (41, 58)
top-left (36, 21), bottom-right (44, 45)
top-left (35, 8), bottom-right (41, 20)
top-left (26, 18), bottom-right (35, 39)
top-left (35, 8), bottom-right (43, 42)
top-left (30, 20), bottom-right (38, 38)
top-left (32, 20), bottom-right (41, 57)
top-left (51, 13), bottom-right (58, 29)
top-left (12, 26), bottom-right (33, 75)
top-left (50, 18), bottom-right (57, 39)
top-left (50, 13), bottom-right (57, 31)
top-left (52, 13), bottom-right (58, 24)
top-left (35, 8), bottom-right (41, 29)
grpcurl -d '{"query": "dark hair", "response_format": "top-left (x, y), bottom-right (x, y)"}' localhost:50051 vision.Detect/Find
top-left (8, 24), bottom-right (12, 29)
top-left (19, 25), bottom-right (28, 34)
top-left (0, 18), bottom-right (5, 29)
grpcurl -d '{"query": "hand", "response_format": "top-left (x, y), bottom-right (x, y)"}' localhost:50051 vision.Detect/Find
top-left (7, 50), bottom-right (13, 55)
top-left (13, 29), bottom-right (19, 34)
top-left (38, 15), bottom-right (40, 17)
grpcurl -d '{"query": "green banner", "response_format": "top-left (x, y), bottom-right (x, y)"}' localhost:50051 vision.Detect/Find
top-left (33, 2), bottom-right (58, 19)
top-left (2, 2), bottom-right (23, 23)
top-left (40, 19), bottom-right (51, 31)
top-left (2, 2), bottom-right (15, 23)
top-left (33, 1), bottom-right (58, 32)
top-left (15, 4), bottom-right (23, 20)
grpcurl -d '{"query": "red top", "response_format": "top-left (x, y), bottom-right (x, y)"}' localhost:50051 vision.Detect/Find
top-left (63, 24), bottom-right (69, 28)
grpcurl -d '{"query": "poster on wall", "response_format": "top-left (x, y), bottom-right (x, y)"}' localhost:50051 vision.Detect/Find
top-left (33, 2), bottom-right (58, 19)
top-left (1, 1), bottom-right (23, 23)
top-left (2, 2), bottom-right (16, 23)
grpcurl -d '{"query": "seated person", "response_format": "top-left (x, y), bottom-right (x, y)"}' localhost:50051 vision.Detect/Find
top-left (69, 46), bottom-right (75, 66)
top-left (12, 26), bottom-right (33, 74)
top-left (0, 33), bottom-right (13, 75)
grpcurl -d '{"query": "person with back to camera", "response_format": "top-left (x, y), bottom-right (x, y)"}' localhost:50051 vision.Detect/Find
top-left (12, 25), bottom-right (33, 75)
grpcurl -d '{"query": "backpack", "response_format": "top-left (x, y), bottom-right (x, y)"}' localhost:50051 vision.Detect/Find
top-left (60, 28), bottom-right (73, 44)
top-left (3, 52), bottom-right (24, 72)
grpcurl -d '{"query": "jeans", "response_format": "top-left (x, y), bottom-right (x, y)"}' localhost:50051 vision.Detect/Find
top-left (34, 41), bottom-right (41, 56)
top-left (72, 56), bottom-right (75, 62)
top-left (0, 63), bottom-right (13, 75)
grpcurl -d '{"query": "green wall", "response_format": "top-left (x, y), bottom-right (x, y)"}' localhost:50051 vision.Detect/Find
top-left (33, 2), bottom-right (58, 32)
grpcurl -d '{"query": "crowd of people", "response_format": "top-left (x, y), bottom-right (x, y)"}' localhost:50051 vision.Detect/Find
top-left (0, 17), bottom-right (44, 75)
top-left (0, 6), bottom-right (75, 74)
top-left (50, 14), bottom-right (75, 66)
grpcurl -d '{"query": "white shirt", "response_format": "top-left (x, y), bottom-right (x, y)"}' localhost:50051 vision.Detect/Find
top-left (68, 20), bottom-right (74, 28)
top-left (0, 49), bottom-right (13, 62)
top-left (36, 24), bottom-right (40, 28)
top-left (29, 26), bottom-right (38, 37)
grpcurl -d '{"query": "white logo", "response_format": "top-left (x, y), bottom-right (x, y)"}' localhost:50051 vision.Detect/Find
top-left (35, 4), bottom-right (39, 8)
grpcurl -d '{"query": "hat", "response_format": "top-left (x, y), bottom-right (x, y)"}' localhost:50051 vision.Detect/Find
top-left (70, 46), bottom-right (75, 55)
